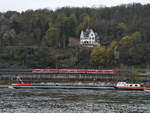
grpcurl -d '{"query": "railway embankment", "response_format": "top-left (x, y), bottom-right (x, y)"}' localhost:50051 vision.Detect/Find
top-left (0, 68), bottom-right (149, 87)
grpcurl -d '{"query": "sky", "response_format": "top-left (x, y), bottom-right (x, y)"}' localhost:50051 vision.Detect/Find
top-left (0, 0), bottom-right (150, 12)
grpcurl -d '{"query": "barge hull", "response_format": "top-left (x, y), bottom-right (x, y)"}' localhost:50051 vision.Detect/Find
top-left (9, 85), bottom-right (115, 90)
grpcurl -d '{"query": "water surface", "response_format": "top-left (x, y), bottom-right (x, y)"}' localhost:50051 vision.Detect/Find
top-left (0, 88), bottom-right (150, 113)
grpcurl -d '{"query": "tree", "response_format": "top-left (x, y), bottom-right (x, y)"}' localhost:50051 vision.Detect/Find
top-left (106, 41), bottom-right (117, 65)
top-left (59, 14), bottom-right (77, 47)
top-left (76, 13), bottom-right (90, 35)
top-left (90, 45), bottom-right (106, 66)
top-left (119, 32), bottom-right (142, 65)
top-left (45, 27), bottom-right (60, 47)
top-left (2, 29), bottom-right (16, 46)
top-left (77, 48), bottom-right (91, 66)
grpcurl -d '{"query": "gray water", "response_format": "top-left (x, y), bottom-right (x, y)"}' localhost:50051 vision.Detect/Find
top-left (0, 88), bottom-right (150, 113)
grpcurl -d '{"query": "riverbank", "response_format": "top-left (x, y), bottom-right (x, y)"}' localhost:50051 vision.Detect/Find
top-left (0, 85), bottom-right (8, 88)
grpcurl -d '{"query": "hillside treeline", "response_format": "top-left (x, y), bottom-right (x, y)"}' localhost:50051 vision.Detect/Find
top-left (0, 3), bottom-right (149, 68)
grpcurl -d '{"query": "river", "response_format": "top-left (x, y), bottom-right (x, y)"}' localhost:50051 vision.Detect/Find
top-left (0, 88), bottom-right (150, 113)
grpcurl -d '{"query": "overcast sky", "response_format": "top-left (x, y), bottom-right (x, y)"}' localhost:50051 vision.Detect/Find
top-left (0, 0), bottom-right (150, 12)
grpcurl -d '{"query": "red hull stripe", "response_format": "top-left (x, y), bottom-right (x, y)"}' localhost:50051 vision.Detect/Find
top-left (11, 83), bottom-right (32, 86)
top-left (117, 86), bottom-right (145, 90)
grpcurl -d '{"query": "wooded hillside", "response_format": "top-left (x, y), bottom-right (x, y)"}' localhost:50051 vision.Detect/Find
top-left (0, 3), bottom-right (149, 68)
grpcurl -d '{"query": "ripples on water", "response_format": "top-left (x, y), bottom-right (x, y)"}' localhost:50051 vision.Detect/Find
top-left (0, 88), bottom-right (150, 113)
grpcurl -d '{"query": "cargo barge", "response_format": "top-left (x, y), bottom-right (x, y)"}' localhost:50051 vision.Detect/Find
top-left (8, 82), bottom-right (146, 90)
top-left (8, 83), bottom-right (115, 90)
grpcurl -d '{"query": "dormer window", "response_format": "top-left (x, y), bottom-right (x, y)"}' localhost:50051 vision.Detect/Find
top-left (90, 33), bottom-right (94, 37)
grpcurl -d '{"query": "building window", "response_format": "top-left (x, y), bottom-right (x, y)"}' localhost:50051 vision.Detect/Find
top-left (84, 41), bottom-right (88, 44)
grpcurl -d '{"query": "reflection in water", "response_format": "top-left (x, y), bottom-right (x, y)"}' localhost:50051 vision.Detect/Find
top-left (0, 89), bottom-right (150, 113)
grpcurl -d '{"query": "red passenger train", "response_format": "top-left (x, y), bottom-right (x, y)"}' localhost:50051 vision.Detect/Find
top-left (32, 69), bottom-right (115, 74)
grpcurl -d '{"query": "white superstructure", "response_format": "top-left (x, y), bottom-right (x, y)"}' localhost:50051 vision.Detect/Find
top-left (116, 82), bottom-right (141, 87)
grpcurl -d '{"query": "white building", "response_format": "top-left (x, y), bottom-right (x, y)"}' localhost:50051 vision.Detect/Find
top-left (80, 28), bottom-right (100, 47)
